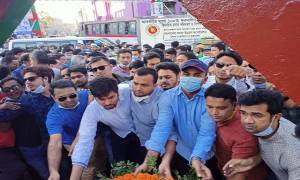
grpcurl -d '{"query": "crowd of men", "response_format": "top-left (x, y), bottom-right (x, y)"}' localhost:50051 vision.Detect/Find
top-left (0, 41), bottom-right (300, 180)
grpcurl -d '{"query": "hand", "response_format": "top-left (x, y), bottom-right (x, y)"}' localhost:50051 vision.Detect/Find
top-left (0, 102), bottom-right (20, 110)
top-left (227, 65), bottom-right (246, 79)
top-left (48, 171), bottom-right (60, 180)
top-left (192, 158), bottom-right (213, 180)
top-left (158, 161), bottom-right (172, 179)
top-left (223, 159), bottom-right (254, 177)
top-left (134, 162), bottom-right (148, 175)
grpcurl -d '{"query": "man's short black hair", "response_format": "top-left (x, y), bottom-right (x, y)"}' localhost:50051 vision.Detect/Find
top-left (238, 90), bottom-right (284, 115)
top-left (129, 60), bottom-right (144, 70)
top-left (89, 56), bottom-right (110, 65)
top-left (155, 62), bottom-right (180, 75)
top-left (49, 80), bottom-right (76, 95)
top-left (89, 77), bottom-right (118, 98)
top-left (23, 66), bottom-right (54, 83)
top-left (88, 51), bottom-right (106, 58)
top-left (205, 83), bottom-right (237, 104)
top-left (1, 56), bottom-right (17, 65)
top-left (131, 48), bottom-right (142, 53)
top-left (143, 52), bottom-right (161, 65)
top-left (165, 48), bottom-right (177, 55)
top-left (177, 45), bottom-right (188, 52)
top-left (11, 48), bottom-right (25, 55)
top-left (216, 51), bottom-right (243, 66)
top-left (0, 76), bottom-right (24, 88)
top-left (69, 65), bottom-right (87, 75)
top-left (109, 59), bottom-right (117, 66)
top-left (0, 65), bottom-right (10, 80)
top-left (117, 49), bottom-right (132, 57)
top-left (148, 48), bottom-right (164, 61)
top-left (154, 43), bottom-right (165, 51)
top-left (135, 67), bottom-right (158, 83)
top-left (143, 44), bottom-right (152, 49)
top-left (177, 52), bottom-right (198, 60)
top-left (19, 53), bottom-right (30, 64)
top-left (171, 41), bottom-right (179, 48)
top-left (211, 42), bottom-right (226, 51)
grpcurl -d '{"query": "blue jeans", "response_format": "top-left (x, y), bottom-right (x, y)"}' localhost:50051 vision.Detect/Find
top-left (19, 145), bottom-right (49, 179)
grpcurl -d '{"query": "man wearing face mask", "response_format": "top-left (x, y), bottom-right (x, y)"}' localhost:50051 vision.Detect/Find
top-left (112, 49), bottom-right (132, 78)
top-left (71, 78), bottom-right (144, 180)
top-left (135, 59), bottom-right (219, 180)
top-left (130, 68), bottom-right (163, 146)
top-left (131, 48), bottom-right (142, 61)
top-left (205, 84), bottom-right (267, 180)
top-left (46, 80), bottom-right (91, 180)
top-left (239, 90), bottom-right (300, 180)
top-left (0, 67), bottom-right (55, 179)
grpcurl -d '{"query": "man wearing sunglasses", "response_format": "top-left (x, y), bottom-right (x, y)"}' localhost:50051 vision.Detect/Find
top-left (46, 80), bottom-right (92, 180)
top-left (203, 51), bottom-right (252, 96)
top-left (89, 56), bottom-right (130, 83)
top-left (0, 76), bottom-right (52, 179)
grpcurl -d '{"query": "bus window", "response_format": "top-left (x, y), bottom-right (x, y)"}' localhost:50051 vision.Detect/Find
top-left (95, 24), bottom-right (101, 34)
top-left (87, 24), bottom-right (93, 35)
top-left (92, 24), bottom-right (97, 35)
top-left (110, 22), bottom-right (118, 34)
top-left (105, 24), bottom-right (110, 34)
top-left (128, 21), bottom-right (136, 35)
top-left (100, 24), bottom-right (105, 34)
top-left (119, 22), bottom-right (126, 34)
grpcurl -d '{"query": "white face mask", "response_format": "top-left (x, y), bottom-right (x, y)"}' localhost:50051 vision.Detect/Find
top-left (254, 118), bottom-right (275, 137)
top-left (119, 62), bottom-right (130, 68)
top-left (32, 85), bottom-right (45, 94)
top-left (131, 91), bottom-right (149, 102)
top-left (58, 102), bottom-right (80, 110)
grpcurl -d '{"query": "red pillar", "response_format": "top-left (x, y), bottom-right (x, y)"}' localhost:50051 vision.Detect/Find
top-left (181, 0), bottom-right (300, 104)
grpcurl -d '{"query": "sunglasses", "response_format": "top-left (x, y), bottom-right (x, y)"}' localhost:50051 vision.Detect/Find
top-left (24, 76), bottom-right (39, 82)
top-left (215, 63), bottom-right (232, 69)
top-left (2, 84), bottom-right (21, 93)
top-left (58, 93), bottom-right (77, 102)
top-left (90, 65), bottom-right (108, 72)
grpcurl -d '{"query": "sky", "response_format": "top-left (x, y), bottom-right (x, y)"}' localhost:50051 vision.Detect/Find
top-left (34, 0), bottom-right (126, 24)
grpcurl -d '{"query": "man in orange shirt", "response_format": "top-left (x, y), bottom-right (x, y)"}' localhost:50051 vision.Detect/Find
top-left (205, 83), bottom-right (266, 180)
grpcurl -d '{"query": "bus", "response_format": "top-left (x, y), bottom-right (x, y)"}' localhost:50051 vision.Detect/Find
top-left (80, 19), bottom-right (139, 45)
top-left (8, 37), bottom-right (116, 50)
top-left (80, 15), bottom-right (219, 47)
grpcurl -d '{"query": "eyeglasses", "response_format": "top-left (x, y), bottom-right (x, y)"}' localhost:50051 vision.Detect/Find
top-left (215, 63), bottom-right (232, 69)
top-left (58, 93), bottom-right (77, 102)
top-left (2, 84), bottom-right (21, 93)
top-left (90, 65), bottom-right (108, 72)
top-left (24, 76), bottom-right (39, 82)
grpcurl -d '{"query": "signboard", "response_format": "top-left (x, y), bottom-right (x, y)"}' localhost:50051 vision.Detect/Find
top-left (139, 15), bottom-right (218, 47)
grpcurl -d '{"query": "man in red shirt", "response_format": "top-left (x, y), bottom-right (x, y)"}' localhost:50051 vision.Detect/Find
top-left (205, 83), bottom-right (266, 180)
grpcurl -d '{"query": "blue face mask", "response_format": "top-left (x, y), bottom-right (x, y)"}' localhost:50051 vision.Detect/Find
top-left (32, 85), bottom-right (45, 94)
top-left (254, 82), bottom-right (267, 90)
top-left (254, 118), bottom-right (274, 137)
top-left (179, 76), bottom-right (203, 92)
top-left (132, 56), bottom-right (140, 61)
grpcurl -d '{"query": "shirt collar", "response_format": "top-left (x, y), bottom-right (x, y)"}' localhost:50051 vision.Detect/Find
top-left (143, 87), bottom-right (163, 103)
top-left (176, 86), bottom-right (205, 98)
